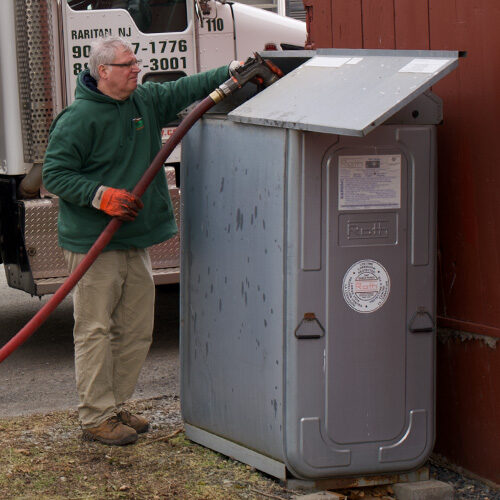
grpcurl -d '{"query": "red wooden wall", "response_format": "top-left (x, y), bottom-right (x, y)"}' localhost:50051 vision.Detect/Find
top-left (303, 0), bottom-right (500, 485)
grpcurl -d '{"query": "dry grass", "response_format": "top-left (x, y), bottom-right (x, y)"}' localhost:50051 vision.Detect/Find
top-left (3, 396), bottom-right (465, 500)
top-left (0, 396), bottom-right (293, 499)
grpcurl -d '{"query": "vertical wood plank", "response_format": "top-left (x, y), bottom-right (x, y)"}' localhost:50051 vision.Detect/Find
top-left (394, 0), bottom-right (429, 49)
top-left (436, 339), bottom-right (500, 484)
top-left (303, 0), bottom-right (333, 49)
top-left (428, 0), bottom-right (500, 487)
top-left (332, 0), bottom-right (363, 48)
top-left (361, 0), bottom-right (396, 49)
top-left (431, 0), bottom-right (500, 329)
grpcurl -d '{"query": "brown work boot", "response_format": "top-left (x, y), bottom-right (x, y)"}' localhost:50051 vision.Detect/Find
top-left (82, 416), bottom-right (138, 445)
top-left (117, 409), bottom-right (150, 434)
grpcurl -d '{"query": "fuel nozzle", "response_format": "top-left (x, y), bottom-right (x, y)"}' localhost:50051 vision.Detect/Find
top-left (210, 53), bottom-right (284, 103)
top-left (231, 53), bottom-right (284, 88)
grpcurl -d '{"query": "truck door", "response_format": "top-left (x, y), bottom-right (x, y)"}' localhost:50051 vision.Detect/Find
top-left (194, 0), bottom-right (235, 72)
top-left (61, 0), bottom-right (198, 104)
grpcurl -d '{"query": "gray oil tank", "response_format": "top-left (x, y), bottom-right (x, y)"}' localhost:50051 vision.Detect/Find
top-left (180, 49), bottom-right (459, 480)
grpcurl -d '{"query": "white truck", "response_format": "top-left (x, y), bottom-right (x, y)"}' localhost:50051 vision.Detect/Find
top-left (0, 0), bottom-right (305, 295)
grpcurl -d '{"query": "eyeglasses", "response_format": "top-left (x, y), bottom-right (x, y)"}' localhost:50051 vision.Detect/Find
top-left (104, 59), bottom-right (142, 68)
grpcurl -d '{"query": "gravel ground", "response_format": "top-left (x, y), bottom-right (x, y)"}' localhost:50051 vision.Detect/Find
top-left (429, 459), bottom-right (500, 500)
top-left (128, 401), bottom-right (500, 499)
top-left (134, 401), bottom-right (500, 499)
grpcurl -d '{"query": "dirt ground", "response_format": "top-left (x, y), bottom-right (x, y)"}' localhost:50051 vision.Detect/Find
top-left (0, 395), bottom-right (412, 500)
top-left (1, 386), bottom-right (498, 499)
top-left (1, 395), bottom-right (498, 500)
top-left (0, 396), bottom-right (299, 500)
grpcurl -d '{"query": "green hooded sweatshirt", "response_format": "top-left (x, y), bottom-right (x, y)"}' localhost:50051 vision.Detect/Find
top-left (43, 66), bottom-right (229, 253)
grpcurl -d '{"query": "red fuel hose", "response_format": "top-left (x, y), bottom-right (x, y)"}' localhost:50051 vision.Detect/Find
top-left (0, 93), bottom-right (218, 363)
top-left (0, 53), bottom-right (282, 363)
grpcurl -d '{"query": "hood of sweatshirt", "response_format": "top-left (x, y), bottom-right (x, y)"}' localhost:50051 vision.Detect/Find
top-left (76, 69), bottom-right (131, 147)
top-left (76, 69), bottom-right (118, 102)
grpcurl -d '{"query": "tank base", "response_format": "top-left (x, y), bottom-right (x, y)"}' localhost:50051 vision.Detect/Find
top-left (285, 467), bottom-right (429, 491)
top-left (184, 423), bottom-right (429, 488)
top-left (184, 423), bottom-right (287, 479)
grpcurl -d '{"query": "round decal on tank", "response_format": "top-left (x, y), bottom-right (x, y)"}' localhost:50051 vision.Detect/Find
top-left (342, 259), bottom-right (390, 313)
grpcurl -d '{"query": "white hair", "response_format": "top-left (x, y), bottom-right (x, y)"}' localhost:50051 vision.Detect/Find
top-left (89, 36), bottom-right (134, 80)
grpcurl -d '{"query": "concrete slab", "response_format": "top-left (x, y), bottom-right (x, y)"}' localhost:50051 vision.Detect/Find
top-left (292, 492), bottom-right (346, 500)
top-left (393, 480), bottom-right (454, 500)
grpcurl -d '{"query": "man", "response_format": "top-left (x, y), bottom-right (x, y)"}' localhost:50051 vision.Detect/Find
top-left (43, 36), bottom-right (232, 445)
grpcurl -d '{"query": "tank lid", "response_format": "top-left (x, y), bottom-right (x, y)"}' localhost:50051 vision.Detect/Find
top-left (228, 49), bottom-right (459, 136)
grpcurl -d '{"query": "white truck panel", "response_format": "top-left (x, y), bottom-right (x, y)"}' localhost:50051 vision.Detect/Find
top-left (231, 2), bottom-right (306, 58)
top-left (161, 128), bottom-right (181, 163)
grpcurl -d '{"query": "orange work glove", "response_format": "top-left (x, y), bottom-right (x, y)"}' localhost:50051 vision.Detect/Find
top-left (98, 187), bottom-right (144, 221)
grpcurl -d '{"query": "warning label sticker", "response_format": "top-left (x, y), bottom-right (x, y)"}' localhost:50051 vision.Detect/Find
top-left (305, 56), bottom-right (352, 68)
top-left (338, 155), bottom-right (401, 210)
top-left (342, 260), bottom-right (390, 313)
top-left (398, 58), bottom-right (450, 74)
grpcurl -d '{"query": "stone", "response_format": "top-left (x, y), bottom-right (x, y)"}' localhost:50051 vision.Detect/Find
top-left (393, 480), bottom-right (454, 500)
top-left (292, 492), bottom-right (346, 500)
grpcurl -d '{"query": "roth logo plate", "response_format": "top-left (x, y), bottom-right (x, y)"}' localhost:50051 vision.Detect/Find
top-left (347, 221), bottom-right (390, 239)
top-left (339, 213), bottom-right (398, 247)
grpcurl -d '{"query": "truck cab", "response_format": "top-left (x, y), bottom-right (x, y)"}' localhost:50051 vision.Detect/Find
top-left (0, 0), bottom-right (305, 295)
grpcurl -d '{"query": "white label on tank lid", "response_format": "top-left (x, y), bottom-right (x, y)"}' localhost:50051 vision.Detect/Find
top-left (342, 260), bottom-right (390, 313)
top-left (305, 56), bottom-right (352, 68)
top-left (399, 58), bottom-right (450, 73)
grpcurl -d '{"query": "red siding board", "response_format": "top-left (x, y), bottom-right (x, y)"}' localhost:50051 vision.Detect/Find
top-left (394, 0), bottom-right (429, 49)
top-left (303, 0), bottom-right (333, 49)
top-left (438, 316), bottom-right (500, 339)
top-left (430, 1), bottom-right (500, 331)
top-left (436, 337), bottom-right (500, 484)
top-left (361, 0), bottom-right (395, 49)
top-left (332, 0), bottom-right (363, 48)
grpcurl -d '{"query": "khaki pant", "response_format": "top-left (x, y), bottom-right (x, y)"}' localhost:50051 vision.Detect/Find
top-left (63, 248), bottom-right (155, 428)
